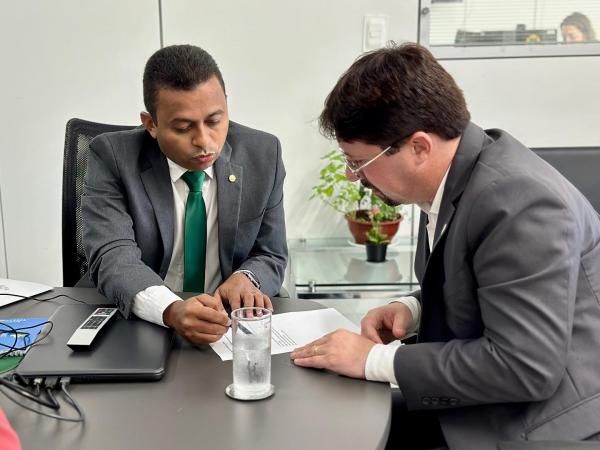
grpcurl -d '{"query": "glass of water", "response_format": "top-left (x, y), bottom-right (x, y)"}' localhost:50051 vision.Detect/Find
top-left (225, 307), bottom-right (275, 401)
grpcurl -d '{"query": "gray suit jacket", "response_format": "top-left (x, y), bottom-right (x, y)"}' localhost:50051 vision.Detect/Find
top-left (81, 121), bottom-right (287, 318)
top-left (394, 123), bottom-right (600, 449)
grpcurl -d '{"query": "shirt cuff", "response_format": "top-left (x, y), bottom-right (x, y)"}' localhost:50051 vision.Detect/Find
top-left (365, 341), bottom-right (403, 385)
top-left (391, 296), bottom-right (421, 334)
top-left (235, 270), bottom-right (261, 289)
top-left (132, 285), bottom-right (182, 327)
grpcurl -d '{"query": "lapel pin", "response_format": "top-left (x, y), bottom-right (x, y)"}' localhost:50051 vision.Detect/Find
top-left (228, 174), bottom-right (237, 183)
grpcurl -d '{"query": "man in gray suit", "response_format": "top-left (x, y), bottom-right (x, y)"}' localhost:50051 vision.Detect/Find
top-left (82, 45), bottom-right (287, 344)
top-left (292, 43), bottom-right (600, 449)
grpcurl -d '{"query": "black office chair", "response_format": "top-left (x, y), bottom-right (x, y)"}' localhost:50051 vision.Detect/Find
top-left (62, 118), bottom-right (137, 287)
top-left (61, 118), bottom-right (290, 298)
top-left (532, 147), bottom-right (600, 214)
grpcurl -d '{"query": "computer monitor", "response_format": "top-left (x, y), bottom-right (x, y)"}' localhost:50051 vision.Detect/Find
top-left (455, 25), bottom-right (557, 46)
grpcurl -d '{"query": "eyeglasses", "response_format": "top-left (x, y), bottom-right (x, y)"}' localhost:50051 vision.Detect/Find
top-left (342, 145), bottom-right (392, 176)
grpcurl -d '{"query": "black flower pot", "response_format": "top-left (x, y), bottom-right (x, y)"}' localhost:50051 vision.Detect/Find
top-left (365, 242), bottom-right (388, 263)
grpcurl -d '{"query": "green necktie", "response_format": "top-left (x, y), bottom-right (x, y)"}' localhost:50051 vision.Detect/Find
top-left (182, 171), bottom-right (207, 292)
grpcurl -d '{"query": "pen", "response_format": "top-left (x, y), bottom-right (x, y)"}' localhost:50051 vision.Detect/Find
top-left (237, 322), bottom-right (253, 335)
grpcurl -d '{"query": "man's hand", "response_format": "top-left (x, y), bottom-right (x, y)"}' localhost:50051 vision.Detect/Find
top-left (163, 295), bottom-right (231, 344)
top-left (214, 272), bottom-right (273, 311)
top-left (361, 303), bottom-right (414, 344)
top-left (290, 329), bottom-right (375, 379)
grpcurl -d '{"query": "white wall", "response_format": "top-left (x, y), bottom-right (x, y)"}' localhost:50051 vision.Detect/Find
top-left (0, 185), bottom-right (7, 278)
top-left (0, 1), bottom-right (159, 284)
top-left (161, 0), bottom-right (420, 241)
top-left (443, 56), bottom-right (600, 147)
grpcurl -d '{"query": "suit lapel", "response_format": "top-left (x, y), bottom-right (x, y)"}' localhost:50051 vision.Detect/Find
top-left (215, 140), bottom-right (243, 278)
top-left (418, 122), bottom-right (487, 342)
top-left (139, 134), bottom-right (174, 277)
top-left (431, 122), bottom-right (486, 256)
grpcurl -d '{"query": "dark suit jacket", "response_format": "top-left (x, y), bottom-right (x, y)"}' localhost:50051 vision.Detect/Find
top-left (394, 123), bottom-right (600, 449)
top-left (81, 121), bottom-right (287, 318)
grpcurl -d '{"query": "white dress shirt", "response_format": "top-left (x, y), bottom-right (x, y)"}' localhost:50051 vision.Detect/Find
top-left (365, 169), bottom-right (450, 384)
top-left (131, 159), bottom-right (222, 327)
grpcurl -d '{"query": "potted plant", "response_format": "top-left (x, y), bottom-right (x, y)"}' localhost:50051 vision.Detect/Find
top-left (365, 222), bottom-right (389, 263)
top-left (311, 149), bottom-right (403, 244)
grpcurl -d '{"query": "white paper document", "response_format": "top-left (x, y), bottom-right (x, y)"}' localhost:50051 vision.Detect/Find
top-left (0, 278), bottom-right (52, 308)
top-left (210, 308), bottom-right (359, 361)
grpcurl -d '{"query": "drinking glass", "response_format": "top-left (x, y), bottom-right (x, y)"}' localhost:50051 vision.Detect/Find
top-left (225, 307), bottom-right (274, 400)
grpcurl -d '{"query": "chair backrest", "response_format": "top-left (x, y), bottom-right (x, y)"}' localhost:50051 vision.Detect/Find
top-left (62, 118), bottom-right (137, 287)
top-left (532, 147), bottom-right (600, 214)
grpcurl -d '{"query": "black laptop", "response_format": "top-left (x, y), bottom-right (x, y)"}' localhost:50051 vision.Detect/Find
top-left (16, 304), bottom-right (174, 382)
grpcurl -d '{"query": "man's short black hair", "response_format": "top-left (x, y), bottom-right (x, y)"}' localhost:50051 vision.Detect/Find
top-left (319, 43), bottom-right (470, 146)
top-left (143, 44), bottom-right (226, 120)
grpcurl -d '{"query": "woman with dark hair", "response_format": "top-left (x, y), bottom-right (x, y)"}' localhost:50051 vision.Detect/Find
top-left (561, 12), bottom-right (597, 42)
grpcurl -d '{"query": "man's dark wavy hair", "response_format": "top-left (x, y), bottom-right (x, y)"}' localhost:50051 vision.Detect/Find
top-left (143, 44), bottom-right (226, 120)
top-left (319, 43), bottom-right (470, 147)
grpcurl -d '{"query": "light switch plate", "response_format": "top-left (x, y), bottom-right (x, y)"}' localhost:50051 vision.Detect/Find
top-left (363, 14), bottom-right (389, 52)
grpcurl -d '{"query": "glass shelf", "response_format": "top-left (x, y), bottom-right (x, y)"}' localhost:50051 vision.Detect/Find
top-left (287, 237), bottom-right (418, 299)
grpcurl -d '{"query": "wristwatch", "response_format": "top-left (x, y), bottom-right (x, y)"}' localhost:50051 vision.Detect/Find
top-left (235, 270), bottom-right (261, 289)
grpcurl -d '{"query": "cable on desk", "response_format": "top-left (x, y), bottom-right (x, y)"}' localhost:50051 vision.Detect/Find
top-left (0, 376), bottom-right (84, 422)
top-left (45, 386), bottom-right (59, 409)
top-left (0, 377), bottom-right (59, 409)
top-left (0, 292), bottom-right (88, 305)
top-left (0, 291), bottom-right (100, 365)
top-left (0, 294), bottom-right (88, 422)
top-left (60, 378), bottom-right (85, 423)
top-left (0, 291), bottom-right (78, 364)
top-left (0, 384), bottom-right (85, 422)
top-left (0, 319), bottom-right (53, 376)
top-left (0, 320), bottom-right (53, 357)
top-left (0, 320), bottom-right (55, 379)
top-left (0, 321), bottom-right (18, 357)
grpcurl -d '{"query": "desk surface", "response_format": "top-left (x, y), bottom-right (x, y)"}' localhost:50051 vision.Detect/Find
top-left (1, 288), bottom-right (391, 450)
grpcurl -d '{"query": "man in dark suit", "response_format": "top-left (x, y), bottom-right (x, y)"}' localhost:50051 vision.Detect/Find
top-left (82, 45), bottom-right (287, 344)
top-left (291, 43), bottom-right (600, 449)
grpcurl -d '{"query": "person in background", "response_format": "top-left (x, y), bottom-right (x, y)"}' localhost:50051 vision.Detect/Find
top-left (291, 43), bottom-right (600, 450)
top-left (561, 12), bottom-right (597, 42)
top-left (82, 45), bottom-right (287, 345)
